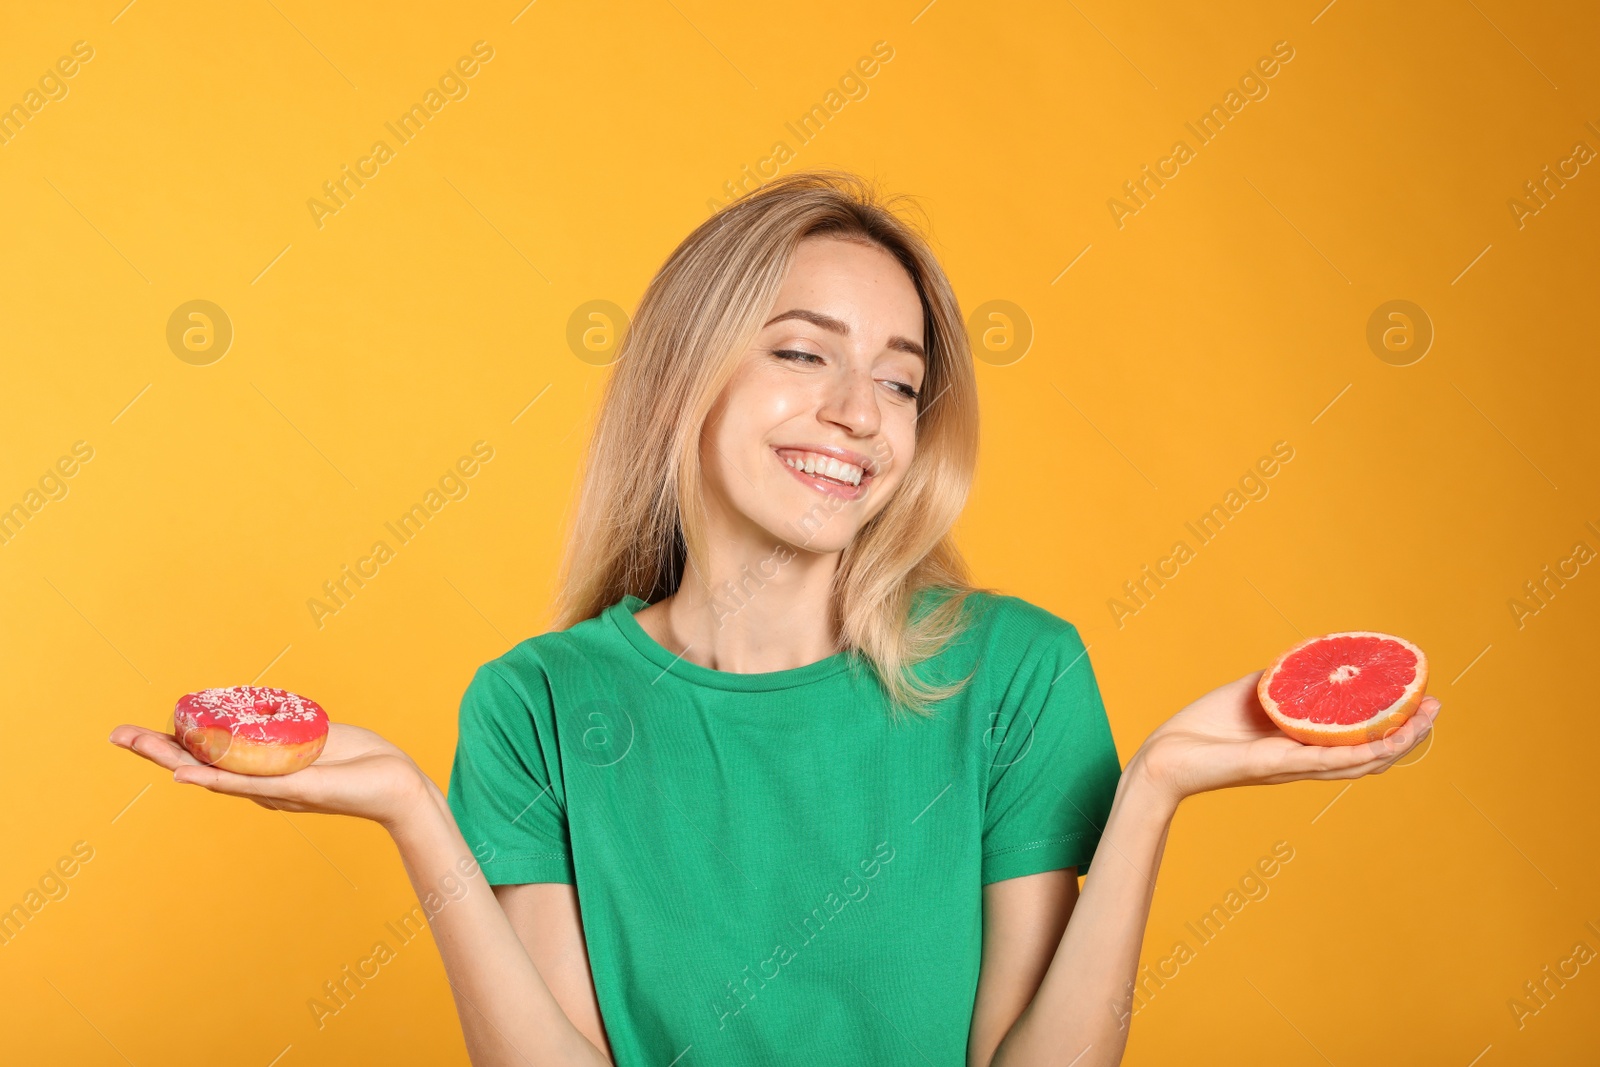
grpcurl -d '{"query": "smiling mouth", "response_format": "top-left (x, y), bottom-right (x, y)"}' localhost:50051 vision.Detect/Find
top-left (772, 447), bottom-right (875, 499)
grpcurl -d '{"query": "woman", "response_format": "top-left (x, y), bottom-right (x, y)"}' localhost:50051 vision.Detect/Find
top-left (110, 170), bottom-right (1439, 1066)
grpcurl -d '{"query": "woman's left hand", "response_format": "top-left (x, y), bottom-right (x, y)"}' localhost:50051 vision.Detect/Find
top-left (1131, 669), bottom-right (1442, 808)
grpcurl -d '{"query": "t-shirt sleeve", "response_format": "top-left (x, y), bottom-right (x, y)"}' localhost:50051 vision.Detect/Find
top-left (981, 616), bottom-right (1123, 884)
top-left (446, 660), bottom-right (576, 885)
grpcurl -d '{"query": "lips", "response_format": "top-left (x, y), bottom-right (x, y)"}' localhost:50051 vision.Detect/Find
top-left (772, 445), bottom-right (877, 500)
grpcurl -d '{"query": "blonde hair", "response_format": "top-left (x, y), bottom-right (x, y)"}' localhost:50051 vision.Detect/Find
top-left (553, 170), bottom-right (987, 716)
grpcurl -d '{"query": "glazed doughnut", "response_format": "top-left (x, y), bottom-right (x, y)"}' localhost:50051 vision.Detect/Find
top-left (174, 686), bottom-right (329, 776)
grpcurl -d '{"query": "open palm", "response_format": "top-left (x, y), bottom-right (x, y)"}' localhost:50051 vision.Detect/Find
top-left (1139, 669), bottom-right (1442, 804)
top-left (109, 721), bottom-right (430, 828)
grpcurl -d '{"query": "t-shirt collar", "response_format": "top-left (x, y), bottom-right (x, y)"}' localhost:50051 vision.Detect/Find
top-left (605, 594), bottom-right (856, 692)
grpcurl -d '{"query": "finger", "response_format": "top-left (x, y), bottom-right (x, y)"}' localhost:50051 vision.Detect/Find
top-left (1273, 741), bottom-right (1376, 777)
top-left (1318, 708), bottom-right (1439, 779)
top-left (1271, 747), bottom-right (1398, 782)
top-left (1367, 707), bottom-right (1439, 765)
top-left (172, 763), bottom-right (317, 805)
top-left (1391, 697), bottom-right (1442, 740)
top-left (1283, 741), bottom-right (1406, 781)
top-left (110, 724), bottom-right (177, 750)
top-left (1371, 723), bottom-right (1438, 775)
top-left (112, 726), bottom-right (204, 770)
top-left (1295, 701), bottom-right (1437, 769)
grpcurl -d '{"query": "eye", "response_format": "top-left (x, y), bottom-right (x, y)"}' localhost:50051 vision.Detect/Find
top-left (771, 348), bottom-right (824, 365)
top-left (876, 379), bottom-right (928, 404)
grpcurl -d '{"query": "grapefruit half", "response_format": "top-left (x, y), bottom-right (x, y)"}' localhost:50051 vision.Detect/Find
top-left (1257, 631), bottom-right (1428, 746)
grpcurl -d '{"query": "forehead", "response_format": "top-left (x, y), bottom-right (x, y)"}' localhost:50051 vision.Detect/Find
top-left (769, 237), bottom-right (925, 339)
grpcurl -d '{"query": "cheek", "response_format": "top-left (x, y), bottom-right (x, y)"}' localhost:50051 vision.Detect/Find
top-left (877, 417), bottom-right (917, 482)
top-left (709, 385), bottom-right (765, 455)
top-left (702, 386), bottom-right (778, 493)
top-left (713, 366), bottom-right (808, 456)
top-left (749, 361), bottom-right (817, 418)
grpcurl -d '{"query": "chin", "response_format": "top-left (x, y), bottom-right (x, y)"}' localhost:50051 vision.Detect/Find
top-left (787, 532), bottom-right (854, 555)
top-left (763, 504), bottom-right (863, 554)
top-left (721, 480), bottom-right (881, 555)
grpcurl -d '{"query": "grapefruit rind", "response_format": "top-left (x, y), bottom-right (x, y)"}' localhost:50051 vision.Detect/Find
top-left (1257, 631), bottom-right (1428, 747)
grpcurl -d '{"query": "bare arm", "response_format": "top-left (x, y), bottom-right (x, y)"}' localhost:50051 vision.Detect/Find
top-left (983, 672), bottom-right (1440, 1067)
top-left (492, 883), bottom-right (611, 1059)
top-left (967, 868), bottom-right (1081, 1067)
top-left (984, 756), bottom-right (1173, 1067)
top-left (389, 780), bottom-right (614, 1066)
top-left (109, 722), bottom-right (611, 1067)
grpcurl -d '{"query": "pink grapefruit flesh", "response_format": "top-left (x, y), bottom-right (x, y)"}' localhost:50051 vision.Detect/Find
top-left (1257, 631), bottom-right (1428, 747)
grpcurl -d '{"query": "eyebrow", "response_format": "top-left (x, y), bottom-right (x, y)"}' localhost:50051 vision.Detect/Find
top-left (763, 308), bottom-right (926, 360)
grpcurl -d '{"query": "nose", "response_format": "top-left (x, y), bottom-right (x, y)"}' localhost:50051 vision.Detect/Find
top-left (816, 361), bottom-right (880, 437)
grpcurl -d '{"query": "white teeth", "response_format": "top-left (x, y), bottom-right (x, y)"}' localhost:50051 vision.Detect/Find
top-left (782, 451), bottom-right (865, 487)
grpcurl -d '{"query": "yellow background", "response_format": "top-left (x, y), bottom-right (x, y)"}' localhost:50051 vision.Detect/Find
top-left (3, 0), bottom-right (1596, 1063)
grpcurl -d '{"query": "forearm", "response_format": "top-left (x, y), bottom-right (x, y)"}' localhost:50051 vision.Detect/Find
top-left (387, 778), bottom-right (609, 1067)
top-left (990, 752), bottom-right (1178, 1067)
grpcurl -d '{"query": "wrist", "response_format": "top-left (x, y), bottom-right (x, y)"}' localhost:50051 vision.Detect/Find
top-left (382, 764), bottom-right (447, 839)
top-left (1121, 744), bottom-right (1185, 820)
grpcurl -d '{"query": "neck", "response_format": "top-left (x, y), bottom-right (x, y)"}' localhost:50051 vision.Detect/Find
top-left (650, 535), bottom-right (843, 674)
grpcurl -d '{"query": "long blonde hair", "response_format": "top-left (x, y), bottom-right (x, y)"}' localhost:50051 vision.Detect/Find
top-left (553, 170), bottom-right (986, 716)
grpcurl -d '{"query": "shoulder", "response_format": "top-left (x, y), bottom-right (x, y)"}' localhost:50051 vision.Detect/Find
top-left (911, 587), bottom-right (1089, 702)
top-left (460, 605), bottom-right (627, 714)
top-left (939, 588), bottom-right (1085, 656)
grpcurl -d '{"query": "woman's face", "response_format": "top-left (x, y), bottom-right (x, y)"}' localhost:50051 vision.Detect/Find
top-left (700, 235), bottom-right (928, 556)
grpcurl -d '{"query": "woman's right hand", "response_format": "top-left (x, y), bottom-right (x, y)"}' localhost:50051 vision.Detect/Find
top-left (108, 722), bottom-right (435, 830)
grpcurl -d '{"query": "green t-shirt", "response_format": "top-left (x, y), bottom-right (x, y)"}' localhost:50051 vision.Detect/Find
top-left (446, 589), bottom-right (1122, 1066)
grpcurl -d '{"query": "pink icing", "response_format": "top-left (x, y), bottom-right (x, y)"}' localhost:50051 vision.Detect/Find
top-left (174, 686), bottom-right (329, 747)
